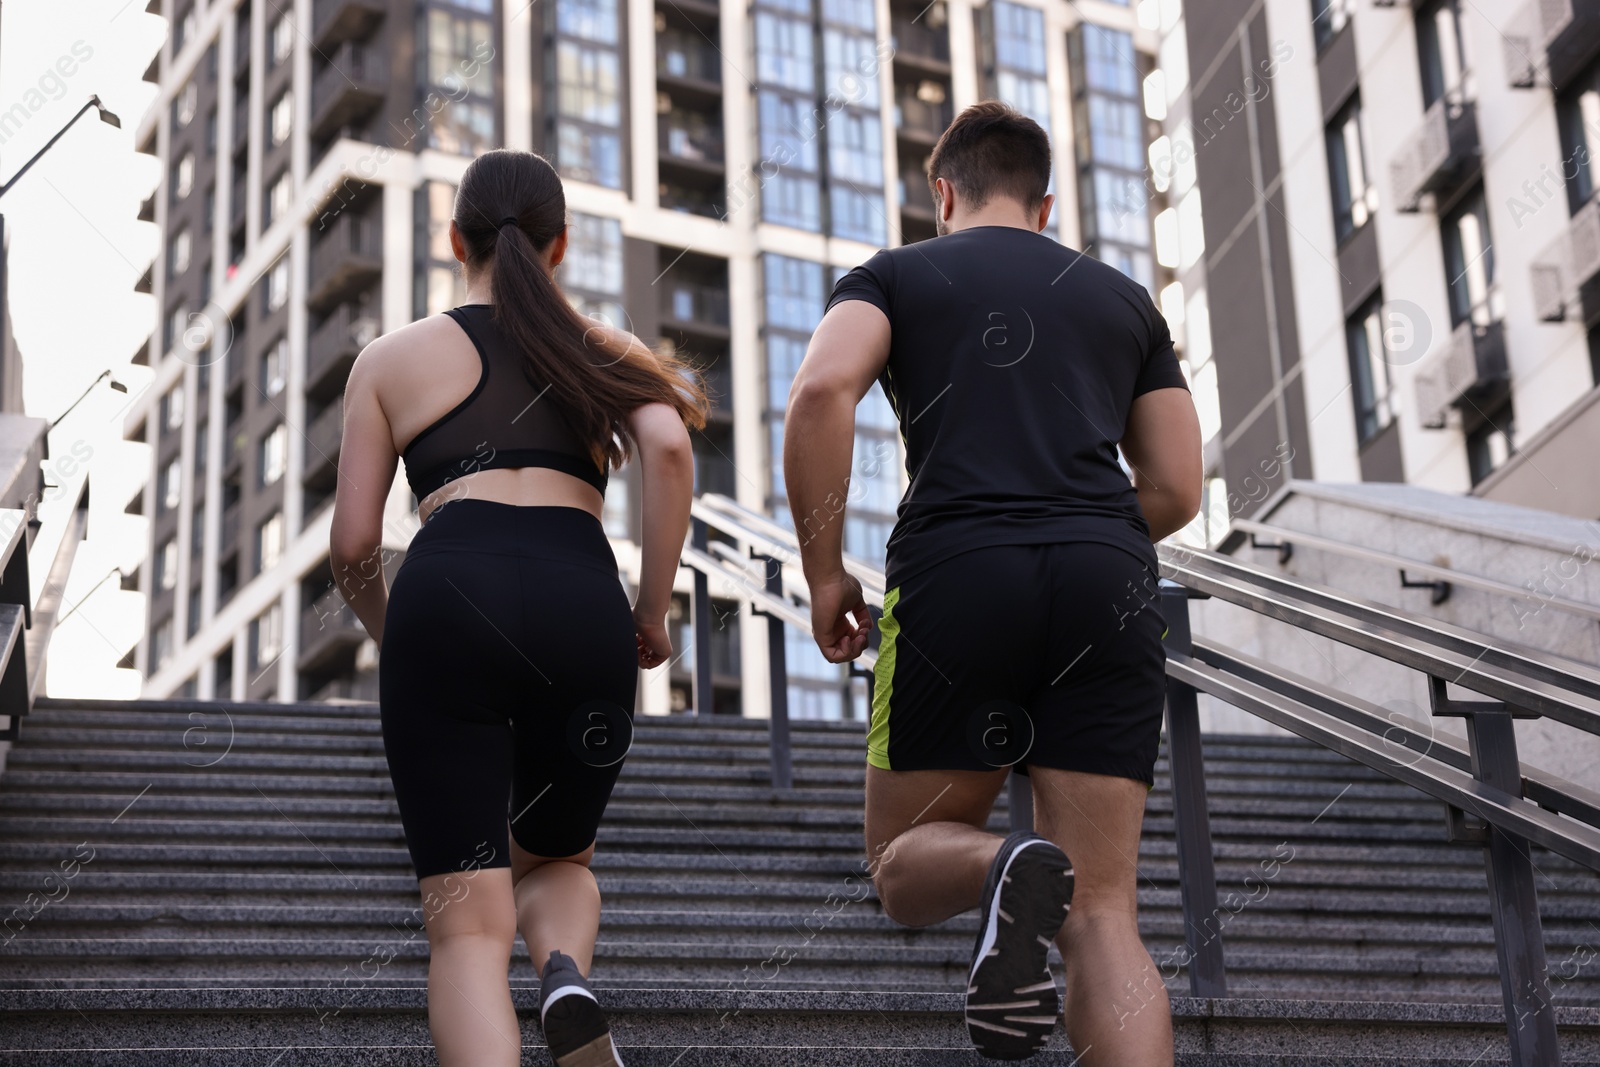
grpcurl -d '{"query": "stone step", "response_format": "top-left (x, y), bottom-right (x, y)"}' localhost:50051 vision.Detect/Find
top-left (0, 988), bottom-right (1596, 1065)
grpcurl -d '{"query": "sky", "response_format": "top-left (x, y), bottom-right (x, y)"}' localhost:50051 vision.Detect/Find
top-left (1, 0), bottom-right (167, 697)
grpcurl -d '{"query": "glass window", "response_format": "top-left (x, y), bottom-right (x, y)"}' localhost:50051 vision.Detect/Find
top-left (151, 618), bottom-right (174, 671)
top-left (270, 91), bottom-right (293, 146)
top-left (562, 213), bottom-right (624, 294)
top-left (827, 110), bottom-right (884, 185)
top-left (1415, 0), bottom-right (1468, 107)
top-left (1555, 60), bottom-right (1600, 214)
top-left (261, 336), bottom-right (287, 397)
top-left (764, 172), bottom-right (823, 230)
top-left (1466, 401), bottom-right (1514, 485)
top-left (830, 185), bottom-right (884, 244)
top-left (266, 257), bottom-right (290, 312)
top-left (556, 42), bottom-right (621, 124)
top-left (758, 92), bottom-right (822, 172)
top-left (251, 603), bottom-right (283, 670)
top-left (822, 0), bottom-right (874, 30)
top-left (175, 81), bottom-right (199, 128)
top-left (1080, 25), bottom-right (1139, 97)
top-left (259, 425), bottom-right (287, 487)
top-left (1084, 94), bottom-right (1145, 170)
top-left (755, 13), bottom-right (816, 93)
top-left (271, 14), bottom-right (294, 66)
top-left (824, 30), bottom-right (881, 107)
top-left (993, 1), bottom-right (1047, 74)
top-left (1346, 293), bottom-right (1395, 445)
top-left (557, 0), bottom-right (619, 43)
top-left (174, 152), bottom-right (195, 199)
top-left (171, 229), bottom-right (192, 277)
top-left (1311, 0), bottom-right (1353, 51)
top-left (764, 255), bottom-right (826, 331)
top-left (1326, 96), bottom-right (1376, 242)
top-left (1441, 187), bottom-right (1496, 328)
top-left (157, 538), bottom-right (179, 591)
top-left (256, 512), bottom-right (284, 574)
top-left (266, 171), bottom-right (293, 227)
top-left (428, 10), bottom-right (497, 155)
top-left (557, 122), bottom-right (622, 188)
top-left (163, 384), bottom-right (186, 431)
top-left (162, 458), bottom-right (182, 512)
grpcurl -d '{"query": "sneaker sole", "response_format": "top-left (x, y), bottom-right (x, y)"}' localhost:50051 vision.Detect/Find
top-left (966, 839), bottom-right (1074, 1060)
top-left (545, 988), bottom-right (625, 1067)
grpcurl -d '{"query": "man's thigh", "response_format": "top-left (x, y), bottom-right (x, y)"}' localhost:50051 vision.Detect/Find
top-left (863, 765), bottom-right (1010, 871)
top-left (1028, 766), bottom-right (1150, 911)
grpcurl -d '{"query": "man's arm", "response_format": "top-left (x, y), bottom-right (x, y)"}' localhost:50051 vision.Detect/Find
top-left (783, 300), bottom-right (892, 662)
top-left (1120, 386), bottom-right (1203, 542)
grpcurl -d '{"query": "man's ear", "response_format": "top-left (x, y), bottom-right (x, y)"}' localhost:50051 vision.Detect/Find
top-left (449, 219), bottom-right (468, 264)
top-left (935, 177), bottom-right (955, 222)
top-left (1036, 193), bottom-right (1055, 233)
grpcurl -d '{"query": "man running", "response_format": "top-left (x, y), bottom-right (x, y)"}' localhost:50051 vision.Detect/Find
top-left (782, 101), bottom-right (1201, 1065)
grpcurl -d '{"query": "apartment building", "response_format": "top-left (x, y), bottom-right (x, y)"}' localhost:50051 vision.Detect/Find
top-left (1152, 0), bottom-right (1600, 530)
top-left (127, 0), bottom-right (1178, 717)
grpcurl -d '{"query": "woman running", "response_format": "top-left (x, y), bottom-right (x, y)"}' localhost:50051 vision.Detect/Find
top-left (329, 148), bottom-right (706, 1067)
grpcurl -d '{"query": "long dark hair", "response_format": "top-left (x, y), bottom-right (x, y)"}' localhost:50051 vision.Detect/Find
top-left (453, 149), bottom-right (708, 473)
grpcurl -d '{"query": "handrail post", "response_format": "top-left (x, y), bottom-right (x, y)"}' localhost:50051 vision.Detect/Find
top-left (1161, 584), bottom-right (1227, 998)
top-left (690, 517), bottom-right (714, 719)
top-left (1433, 679), bottom-right (1561, 1067)
top-left (758, 552), bottom-right (793, 790)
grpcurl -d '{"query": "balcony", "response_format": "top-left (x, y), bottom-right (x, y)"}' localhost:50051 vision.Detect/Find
top-left (304, 403), bottom-right (343, 488)
top-left (891, 16), bottom-right (951, 72)
top-left (232, 103), bottom-right (249, 156)
top-left (1413, 318), bottom-right (1509, 428)
top-left (1504, 0), bottom-right (1600, 89)
top-left (660, 281), bottom-right (730, 338)
top-left (310, 40), bottom-right (387, 142)
top-left (308, 301), bottom-right (379, 398)
top-left (313, 0), bottom-right (385, 50)
top-left (138, 195), bottom-right (155, 223)
top-left (219, 503), bottom-right (241, 558)
top-left (895, 90), bottom-right (953, 145)
top-left (309, 209), bottom-right (382, 310)
top-left (657, 35), bottom-right (721, 90)
top-left (299, 584), bottom-right (367, 673)
top-left (659, 113), bottom-right (725, 169)
top-left (1531, 195), bottom-right (1600, 322)
top-left (1390, 92), bottom-right (1479, 212)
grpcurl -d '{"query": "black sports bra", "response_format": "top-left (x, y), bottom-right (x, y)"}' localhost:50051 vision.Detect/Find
top-left (400, 305), bottom-right (608, 501)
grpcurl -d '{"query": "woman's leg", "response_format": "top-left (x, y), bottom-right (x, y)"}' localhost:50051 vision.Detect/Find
top-left (511, 838), bottom-right (602, 973)
top-left (419, 865), bottom-right (522, 1067)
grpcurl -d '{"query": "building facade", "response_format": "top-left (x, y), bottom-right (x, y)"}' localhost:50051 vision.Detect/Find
top-left (1156, 0), bottom-right (1600, 532)
top-left (127, 0), bottom-right (1180, 716)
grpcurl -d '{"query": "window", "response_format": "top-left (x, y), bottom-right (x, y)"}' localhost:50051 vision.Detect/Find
top-left (256, 511), bottom-right (285, 574)
top-left (166, 303), bottom-right (191, 354)
top-left (170, 229), bottom-right (192, 278)
top-left (265, 257), bottom-right (290, 312)
top-left (269, 91), bottom-right (293, 146)
top-left (163, 384), bottom-right (186, 431)
top-left (426, 8), bottom-right (497, 155)
top-left (173, 152), bottom-right (195, 199)
top-left (1555, 59), bottom-right (1600, 214)
top-left (1346, 293), bottom-right (1396, 446)
top-left (1071, 24), bottom-right (1149, 276)
top-left (195, 420), bottom-right (209, 476)
top-left (162, 458), bottom-right (182, 512)
top-left (156, 538), bottom-right (179, 591)
top-left (174, 81), bottom-right (199, 128)
top-left (755, 12), bottom-right (815, 92)
top-left (562, 213), bottom-right (624, 293)
top-left (557, 0), bottom-right (619, 43)
top-left (261, 337), bottom-right (287, 397)
top-left (270, 14), bottom-right (294, 66)
top-left (258, 425), bottom-right (287, 487)
top-left (266, 171), bottom-right (293, 227)
top-left (415, 181), bottom-right (468, 317)
top-left (556, 123), bottom-right (622, 188)
top-left (1326, 96), bottom-right (1376, 242)
top-left (1441, 188), bottom-right (1497, 328)
top-left (1311, 0), bottom-right (1353, 51)
top-left (250, 603), bottom-right (283, 670)
top-left (151, 618), bottom-right (175, 671)
top-left (187, 586), bottom-right (203, 639)
top-left (1466, 402), bottom-right (1514, 485)
top-left (1415, 0), bottom-right (1469, 108)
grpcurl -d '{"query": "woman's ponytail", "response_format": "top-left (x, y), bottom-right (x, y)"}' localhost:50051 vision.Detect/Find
top-left (454, 150), bottom-right (708, 475)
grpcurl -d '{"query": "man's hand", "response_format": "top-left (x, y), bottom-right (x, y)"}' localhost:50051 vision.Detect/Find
top-left (810, 572), bottom-right (873, 663)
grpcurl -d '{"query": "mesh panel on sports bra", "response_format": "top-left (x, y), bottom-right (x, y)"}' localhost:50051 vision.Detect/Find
top-left (400, 305), bottom-right (609, 501)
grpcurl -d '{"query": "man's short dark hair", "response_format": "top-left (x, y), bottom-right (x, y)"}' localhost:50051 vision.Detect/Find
top-left (926, 100), bottom-right (1051, 212)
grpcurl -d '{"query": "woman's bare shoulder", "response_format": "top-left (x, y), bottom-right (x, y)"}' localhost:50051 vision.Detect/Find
top-left (348, 314), bottom-right (465, 387)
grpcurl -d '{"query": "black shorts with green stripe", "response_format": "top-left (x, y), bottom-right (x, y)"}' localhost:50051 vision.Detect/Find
top-left (868, 541), bottom-right (1167, 783)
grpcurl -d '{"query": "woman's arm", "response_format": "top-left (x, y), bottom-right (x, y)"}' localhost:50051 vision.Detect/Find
top-left (628, 401), bottom-right (696, 668)
top-left (329, 344), bottom-right (400, 645)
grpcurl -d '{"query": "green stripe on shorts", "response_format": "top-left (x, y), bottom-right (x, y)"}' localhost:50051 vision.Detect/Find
top-left (867, 586), bottom-right (901, 770)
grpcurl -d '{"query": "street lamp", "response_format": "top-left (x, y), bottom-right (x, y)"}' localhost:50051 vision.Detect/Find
top-left (51, 368), bottom-right (128, 428)
top-left (0, 96), bottom-right (122, 201)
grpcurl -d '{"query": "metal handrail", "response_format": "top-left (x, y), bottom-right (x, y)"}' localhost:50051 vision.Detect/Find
top-left (1230, 515), bottom-right (1600, 623)
top-left (684, 492), bottom-right (1597, 1063)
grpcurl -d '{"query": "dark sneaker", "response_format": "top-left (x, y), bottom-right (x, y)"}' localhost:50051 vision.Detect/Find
top-left (965, 830), bottom-right (1074, 1060)
top-left (540, 951), bottom-right (625, 1067)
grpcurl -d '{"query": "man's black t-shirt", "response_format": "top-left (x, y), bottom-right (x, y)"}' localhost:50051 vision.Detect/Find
top-left (827, 226), bottom-right (1189, 588)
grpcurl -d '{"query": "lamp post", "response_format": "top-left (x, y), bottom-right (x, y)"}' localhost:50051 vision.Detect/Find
top-left (51, 369), bottom-right (128, 429)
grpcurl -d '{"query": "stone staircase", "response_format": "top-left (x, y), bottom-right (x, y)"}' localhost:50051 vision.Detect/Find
top-left (1, 696), bottom-right (1599, 1064)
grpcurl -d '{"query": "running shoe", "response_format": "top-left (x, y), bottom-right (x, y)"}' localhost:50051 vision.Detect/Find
top-left (540, 950), bottom-right (625, 1067)
top-left (965, 830), bottom-right (1075, 1060)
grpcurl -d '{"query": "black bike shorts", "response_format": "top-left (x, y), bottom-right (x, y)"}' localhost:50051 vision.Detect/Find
top-left (378, 501), bottom-right (637, 880)
top-left (868, 541), bottom-right (1167, 784)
